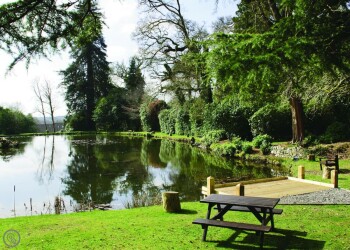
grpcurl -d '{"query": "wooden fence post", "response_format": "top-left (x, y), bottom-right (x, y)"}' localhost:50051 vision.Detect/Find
top-left (298, 165), bottom-right (305, 179)
top-left (331, 170), bottom-right (338, 188)
top-left (207, 176), bottom-right (215, 195)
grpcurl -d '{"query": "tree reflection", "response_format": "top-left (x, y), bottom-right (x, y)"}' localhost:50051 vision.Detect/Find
top-left (0, 136), bottom-right (33, 162)
top-left (36, 136), bottom-right (55, 183)
top-left (61, 134), bottom-right (289, 208)
top-left (62, 135), bottom-right (162, 207)
top-left (62, 139), bottom-right (118, 205)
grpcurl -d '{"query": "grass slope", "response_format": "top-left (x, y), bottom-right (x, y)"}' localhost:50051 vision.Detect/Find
top-left (284, 158), bottom-right (350, 190)
top-left (1, 202), bottom-right (349, 249)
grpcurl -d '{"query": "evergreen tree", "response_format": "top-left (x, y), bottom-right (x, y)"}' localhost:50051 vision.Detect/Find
top-left (61, 1), bottom-right (113, 131)
top-left (124, 57), bottom-right (145, 130)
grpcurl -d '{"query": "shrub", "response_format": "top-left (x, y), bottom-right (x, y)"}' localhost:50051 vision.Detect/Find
top-left (189, 98), bottom-right (206, 136)
top-left (175, 107), bottom-right (191, 136)
top-left (202, 130), bottom-right (226, 146)
top-left (203, 99), bottom-right (252, 140)
top-left (305, 98), bottom-right (350, 136)
top-left (210, 143), bottom-right (236, 157)
top-left (260, 140), bottom-right (272, 155)
top-left (252, 134), bottom-right (273, 148)
top-left (231, 136), bottom-right (243, 151)
top-left (302, 135), bottom-right (319, 147)
top-left (158, 109), bottom-right (176, 135)
top-left (308, 145), bottom-right (331, 157)
top-left (242, 142), bottom-right (253, 154)
top-left (249, 104), bottom-right (291, 140)
top-left (320, 121), bottom-right (350, 143)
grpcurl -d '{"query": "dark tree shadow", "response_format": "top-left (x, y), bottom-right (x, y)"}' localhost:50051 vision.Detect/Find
top-left (207, 228), bottom-right (325, 249)
top-left (178, 209), bottom-right (198, 215)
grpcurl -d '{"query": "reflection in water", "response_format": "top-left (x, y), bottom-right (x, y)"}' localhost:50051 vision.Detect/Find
top-left (36, 136), bottom-right (55, 183)
top-left (0, 136), bottom-right (33, 162)
top-left (0, 135), bottom-right (288, 217)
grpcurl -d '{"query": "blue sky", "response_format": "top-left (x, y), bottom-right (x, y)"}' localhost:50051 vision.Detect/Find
top-left (0, 0), bottom-right (237, 116)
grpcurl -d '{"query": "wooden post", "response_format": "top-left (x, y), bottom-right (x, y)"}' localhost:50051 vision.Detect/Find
top-left (331, 170), bottom-right (338, 188)
top-left (235, 184), bottom-right (245, 196)
top-left (323, 167), bottom-right (331, 179)
top-left (207, 176), bottom-right (215, 195)
top-left (298, 165), bottom-right (305, 179)
top-left (162, 191), bottom-right (181, 213)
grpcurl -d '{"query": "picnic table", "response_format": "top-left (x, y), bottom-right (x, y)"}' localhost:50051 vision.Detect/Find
top-left (193, 194), bottom-right (283, 248)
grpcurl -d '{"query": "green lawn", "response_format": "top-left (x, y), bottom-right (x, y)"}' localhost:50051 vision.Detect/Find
top-left (1, 202), bottom-right (349, 249)
top-left (283, 158), bottom-right (350, 190)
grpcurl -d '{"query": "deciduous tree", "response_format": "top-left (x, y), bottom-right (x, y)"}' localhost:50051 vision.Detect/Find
top-left (208, 0), bottom-right (350, 142)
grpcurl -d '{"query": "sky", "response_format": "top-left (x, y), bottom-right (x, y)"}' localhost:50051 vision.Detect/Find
top-left (0, 0), bottom-right (237, 117)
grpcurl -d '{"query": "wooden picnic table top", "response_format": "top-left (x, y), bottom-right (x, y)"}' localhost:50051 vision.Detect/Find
top-left (200, 194), bottom-right (280, 209)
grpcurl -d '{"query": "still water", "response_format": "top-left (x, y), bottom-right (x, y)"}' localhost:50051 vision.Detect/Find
top-left (0, 134), bottom-right (287, 218)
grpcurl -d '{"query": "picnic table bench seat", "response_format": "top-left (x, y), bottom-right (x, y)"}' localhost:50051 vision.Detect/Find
top-left (193, 218), bottom-right (271, 248)
top-left (214, 205), bottom-right (283, 215)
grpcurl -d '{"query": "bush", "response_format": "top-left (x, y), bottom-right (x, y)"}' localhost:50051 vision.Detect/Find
top-left (203, 99), bottom-right (252, 140)
top-left (189, 98), bottom-right (206, 136)
top-left (210, 143), bottom-right (236, 157)
top-left (158, 109), bottom-right (176, 135)
top-left (175, 107), bottom-right (191, 136)
top-left (249, 104), bottom-right (291, 140)
top-left (252, 134), bottom-right (273, 148)
top-left (242, 142), bottom-right (253, 154)
top-left (231, 136), bottom-right (243, 151)
top-left (305, 98), bottom-right (350, 136)
top-left (320, 121), bottom-right (350, 143)
top-left (260, 140), bottom-right (272, 155)
top-left (302, 135), bottom-right (319, 147)
top-left (202, 130), bottom-right (227, 146)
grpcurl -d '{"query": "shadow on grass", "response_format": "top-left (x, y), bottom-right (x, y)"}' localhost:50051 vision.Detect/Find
top-left (209, 228), bottom-right (325, 249)
top-left (339, 169), bottom-right (350, 174)
top-left (178, 209), bottom-right (198, 215)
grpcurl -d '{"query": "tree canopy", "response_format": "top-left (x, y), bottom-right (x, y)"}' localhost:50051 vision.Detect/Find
top-left (207, 0), bottom-right (350, 141)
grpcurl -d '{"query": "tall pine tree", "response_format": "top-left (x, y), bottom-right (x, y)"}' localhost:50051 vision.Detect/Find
top-left (61, 1), bottom-right (113, 131)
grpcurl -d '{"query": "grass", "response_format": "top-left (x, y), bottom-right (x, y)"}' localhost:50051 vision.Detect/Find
top-left (2, 133), bottom-right (349, 248)
top-left (0, 202), bottom-right (349, 249)
top-left (282, 158), bottom-right (350, 190)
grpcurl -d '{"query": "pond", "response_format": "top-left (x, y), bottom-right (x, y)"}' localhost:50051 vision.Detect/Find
top-left (0, 134), bottom-right (288, 218)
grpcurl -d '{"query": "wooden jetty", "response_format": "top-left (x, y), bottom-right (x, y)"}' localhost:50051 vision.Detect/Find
top-left (202, 167), bottom-right (338, 198)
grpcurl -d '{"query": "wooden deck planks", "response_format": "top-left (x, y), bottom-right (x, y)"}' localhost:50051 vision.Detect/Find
top-left (216, 179), bottom-right (331, 198)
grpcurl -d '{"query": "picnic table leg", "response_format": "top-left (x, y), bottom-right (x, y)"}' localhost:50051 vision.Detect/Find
top-left (217, 204), bottom-right (224, 221)
top-left (259, 232), bottom-right (264, 249)
top-left (202, 203), bottom-right (215, 241)
top-left (202, 225), bottom-right (208, 241)
top-left (269, 209), bottom-right (275, 229)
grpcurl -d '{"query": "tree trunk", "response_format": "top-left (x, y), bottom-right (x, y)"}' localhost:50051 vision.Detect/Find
top-left (162, 191), bottom-right (181, 213)
top-left (86, 44), bottom-right (95, 131)
top-left (290, 97), bottom-right (304, 143)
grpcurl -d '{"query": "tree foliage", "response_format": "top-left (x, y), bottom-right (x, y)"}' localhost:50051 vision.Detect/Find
top-left (113, 57), bottom-right (146, 131)
top-left (140, 98), bottom-right (167, 132)
top-left (207, 0), bottom-right (350, 142)
top-left (60, 1), bottom-right (112, 131)
top-left (0, 106), bottom-right (36, 134)
top-left (0, 0), bottom-right (104, 69)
